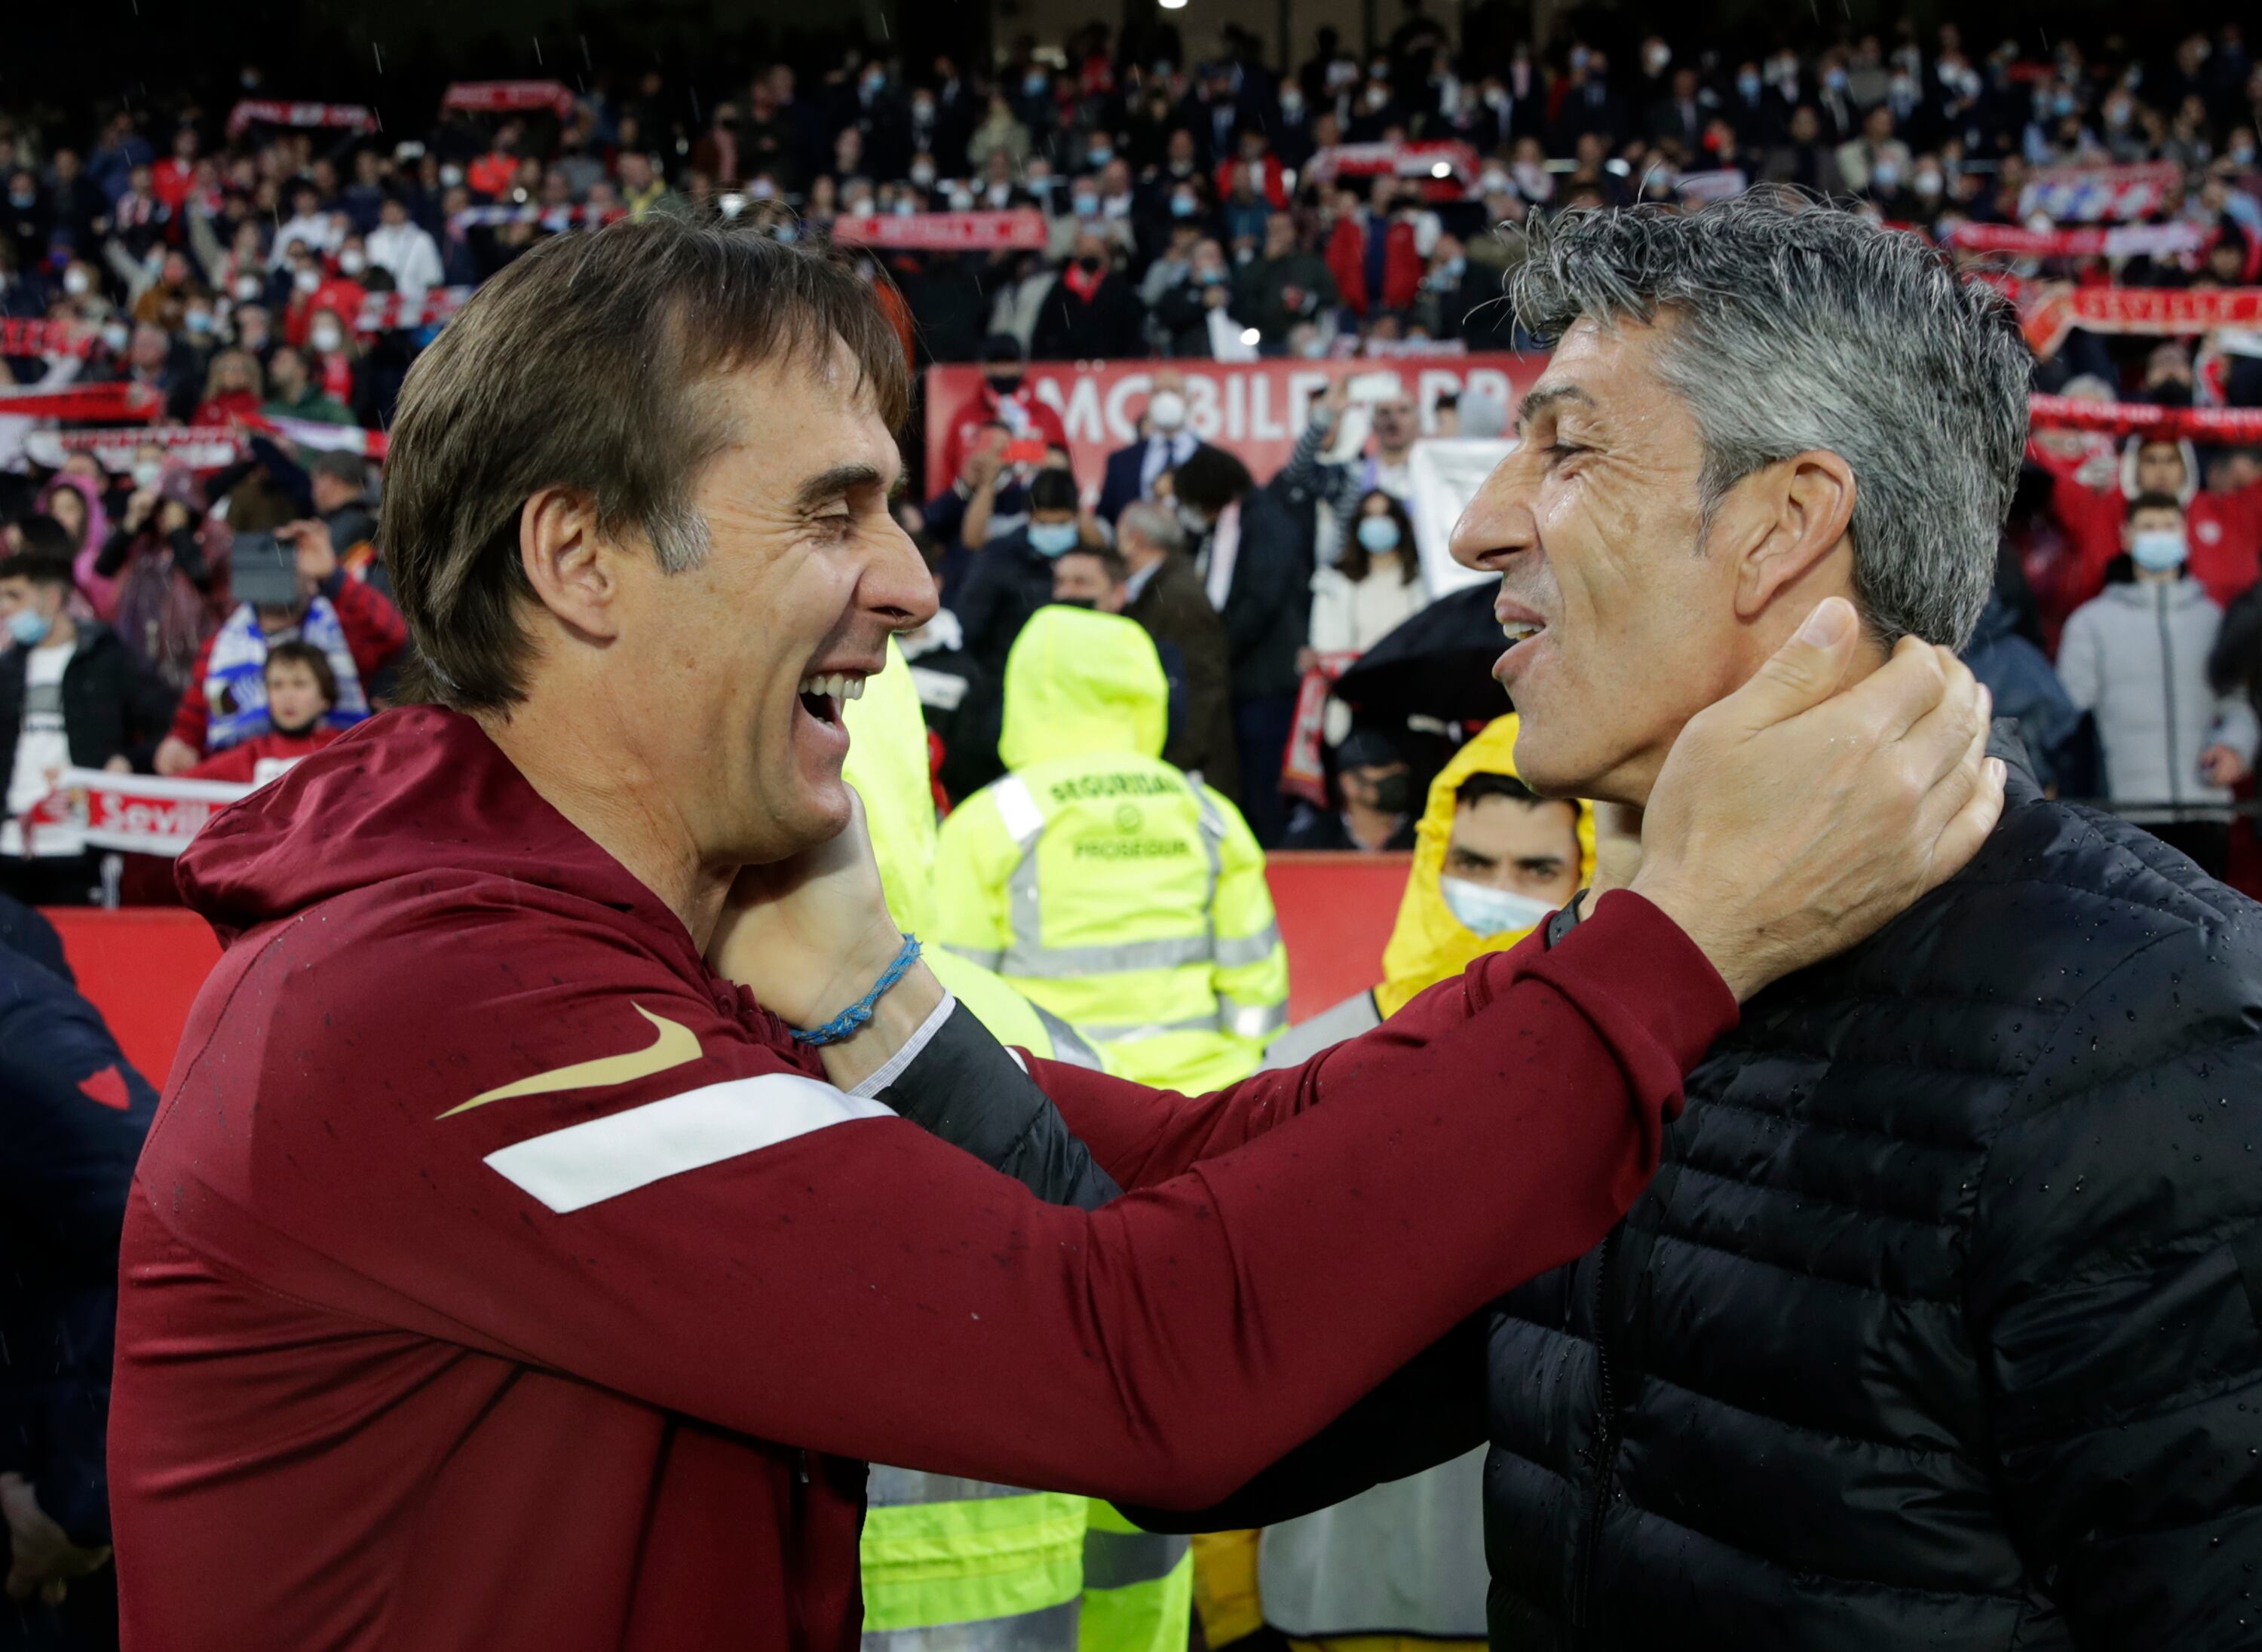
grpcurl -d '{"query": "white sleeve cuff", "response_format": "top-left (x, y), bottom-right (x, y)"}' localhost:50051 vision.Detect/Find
top-left (847, 990), bottom-right (959, 1100)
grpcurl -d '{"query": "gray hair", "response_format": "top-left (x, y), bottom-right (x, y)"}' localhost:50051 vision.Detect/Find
top-left (1118, 500), bottom-right (1185, 558)
top-left (1507, 195), bottom-right (2028, 648)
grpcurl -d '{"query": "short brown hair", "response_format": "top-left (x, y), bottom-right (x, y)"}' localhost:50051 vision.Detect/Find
top-left (263, 639), bottom-right (339, 707)
top-left (382, 218), bottom-right (910, 709)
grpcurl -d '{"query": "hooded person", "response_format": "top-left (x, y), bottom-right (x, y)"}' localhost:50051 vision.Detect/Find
top-left (1265, 715), bottom-right (1592, 1055)
top-left (933, 605), bottom-right (1288, 1093)
top-left (839, 639), bottom-right (1197, 1651)
top-left (35, 472), bottom-right (115, 624)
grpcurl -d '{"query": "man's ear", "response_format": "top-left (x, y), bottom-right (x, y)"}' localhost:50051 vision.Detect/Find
top-left (518, 487), bottom-right (622, 642)
top-left (1726, 450), bottom-right (1858, 623)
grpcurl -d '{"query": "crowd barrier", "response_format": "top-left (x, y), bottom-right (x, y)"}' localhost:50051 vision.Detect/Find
top-left (40, 851), bottom-right (1415, 1087)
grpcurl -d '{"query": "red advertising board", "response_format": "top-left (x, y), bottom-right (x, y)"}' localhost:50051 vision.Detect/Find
top-left (924, 353), bottom-right (1547, 493)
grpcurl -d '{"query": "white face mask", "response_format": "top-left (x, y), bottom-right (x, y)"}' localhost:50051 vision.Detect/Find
top-left (234, 274), bottom-right (262, 302)
top-left (294, 267), bottom-right (321, 294)
top-left (337, 250), bottom-right (366, 275)
top-left (1146, 389), bottom-right (1187, 431)
top-left (131, 460), bottom-right (164, 489)
top-left (310, 323), bottom-right (344, 354)
top-left (1439, 875), bottom-right (1556, 939)
top-left (63, 267), bottom-right (91, 296)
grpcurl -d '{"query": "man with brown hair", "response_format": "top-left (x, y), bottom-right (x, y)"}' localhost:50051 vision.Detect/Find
top-left (109, 217), bottom-right (1998, 1649)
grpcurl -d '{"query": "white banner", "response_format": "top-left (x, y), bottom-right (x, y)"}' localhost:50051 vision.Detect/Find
top-left (41, 768), bottom-right (254, 857)
top-left (1405, 439), bottom-right (1513, 597)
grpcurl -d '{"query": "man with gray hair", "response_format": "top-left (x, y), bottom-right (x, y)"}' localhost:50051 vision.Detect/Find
top-left (1135, 198), bottom-right (2262, 1646)
top-left (1120, 498), bottom-right (1239, 799)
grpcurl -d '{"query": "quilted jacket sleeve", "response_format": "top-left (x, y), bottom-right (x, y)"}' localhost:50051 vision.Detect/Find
top-left (1968, 901), bottom-right (2262, 1647)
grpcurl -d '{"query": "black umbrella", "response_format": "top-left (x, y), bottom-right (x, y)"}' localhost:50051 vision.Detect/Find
top-left (1331, 581), bottom-right (1513, 728)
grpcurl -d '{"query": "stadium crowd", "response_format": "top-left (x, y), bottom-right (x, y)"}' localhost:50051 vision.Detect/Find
top-left (0, 12), bottom-right (2260, 1650)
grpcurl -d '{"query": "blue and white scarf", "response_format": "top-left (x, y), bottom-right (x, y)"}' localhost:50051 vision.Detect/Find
top-left (204, 597), bottom-right (367, 752)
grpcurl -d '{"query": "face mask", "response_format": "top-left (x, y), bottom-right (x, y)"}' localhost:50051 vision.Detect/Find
top-left (1356, 515), bottom-right (1401, 553)
top-left (985, 371), bottom-right (1022, 397)
top-left (310, 323), bottom-right (343, 353)
top-left (910, 161), bottom-right (936, 187)
top-left (864, 70), bottom-right (886, 93)
top-left (948, 186), bottom-right (976, 210)
top-left (185, 308), bottom-right (213, 334)
top-left (2233, 145), bottom-right (2257, 166)
top-left (1914, 171), bottom-right (1944, 198)
top-left (132, 459), bottom-right (164, 489)
top-left (2131, 529), bottom-right (2187, 572)
top-left (63, 267), bottom-right (91, 296)
top-left (1643, 45), bottom-right (1671, 75)
top-left (338, 250), bottom-right (365, 275)
top-left (1439, 875), bottom-right (1555, 938)
top-left (1871, 159), bottom-right (1902, 190)
top-left (1568, 46), bottom-right (1591, 72)
top-left (1086, 144), bottom-right (1114, 166)
top-left (1023, 71), bottom-right (1049, 98)
top-left (912, 100), bottom-right (936, 122)
top-left (7, 607), bottom-right (51, 648)
top-left (234, 273), bottom-right (263, 302)
top-left (1364, 771), bottom-right (1413, 814)
top-left (1278, 92), bottom-right (1303, 117)
top-left (893, 197), bottom-right (917, 216)
top-left (101, 322), bottom-right (129, 352)
top-left (1027, 520), bottom-right (1079, 556)
top-left (293, 267), bottom-right (321, 294)
top-left (439, 164), bottom-right (464, 189)
top-left (1197, 266), bottom-right (1224, 286)
top-left (1077, 253), bottom-right (1102, 274)
top-left (8, 189), bottom-right (32, 209)
top-left (1072, 191), bottom-right (1099, 217)
top-left (1147, 389), bottom-right (1186, 431)
top-left (1439, 256), bottom-right (1465, 280)
top-left (1737, 73), bottom-right (1761, 98)
top-left (1825, 68), bottom-right (1848, 91)
top-left (1365, 85), bottom-right (1390, 110)
top-left (1170, 192), bottom-right (1197, 218)
top-left (2052, 92), bottom-right (2076, 117)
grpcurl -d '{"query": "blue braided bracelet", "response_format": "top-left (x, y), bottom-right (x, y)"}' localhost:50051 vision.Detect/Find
top-left (788, 934), bottom-right (924, 1047)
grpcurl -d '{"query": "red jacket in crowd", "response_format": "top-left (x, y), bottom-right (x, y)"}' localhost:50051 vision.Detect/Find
top-left (109, 706), bottom-right (1733, 1649)
top-left (167, 579), bottom-right (406, 755)
top-left (935, 380), bottom-right (1070, 484)
top-left (2036, 440), bottom-right (2262, 611)
top-left (1326, 211), bottom-right (1423, 318)
top-left (180, 726), bottom-right (344, 783)
top-left (1215, 154), bottom-right (1291, 210)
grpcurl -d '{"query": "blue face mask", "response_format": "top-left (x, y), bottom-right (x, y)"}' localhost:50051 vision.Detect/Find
top-left (1170, 194), bottom-right (1197, 219)
top-left (8, 606), bottom-right (52, 648)
top-left (1086, 146), bottom-right (1114, 167)
top-left (2131, 529), bottom-right (2187, 572)
top-left (1439, 875), bottom-right (1555, 939)
top-left (1028, 520), bottom-right (1080, 557)
top-left (1356, 516), bottom-right (1401, 553)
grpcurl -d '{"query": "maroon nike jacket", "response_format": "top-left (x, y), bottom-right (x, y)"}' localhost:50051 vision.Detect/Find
top-left (109, 706), bottom-right (1735, 1650)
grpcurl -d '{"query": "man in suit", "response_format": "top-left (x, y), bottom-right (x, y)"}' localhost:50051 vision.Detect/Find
top-left (1096, 372), bottom-right (1208, 529)
top-left (1117, 501), bottom-right (1239, 802)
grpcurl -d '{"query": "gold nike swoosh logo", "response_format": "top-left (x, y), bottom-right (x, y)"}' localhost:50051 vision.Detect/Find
top-left (439, 1005), bottom-right (703, 1119)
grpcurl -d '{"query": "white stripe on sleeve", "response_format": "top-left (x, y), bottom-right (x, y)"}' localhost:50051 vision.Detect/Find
top-left (484, 1072), bottom-right (897, 1214)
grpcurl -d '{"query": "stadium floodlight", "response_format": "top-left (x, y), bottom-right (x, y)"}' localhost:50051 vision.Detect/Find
top-left (1158, 0), bottom-right (1188, 11)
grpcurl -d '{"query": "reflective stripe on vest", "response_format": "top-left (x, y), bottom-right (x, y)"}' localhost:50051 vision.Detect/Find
top-left (1029, 1001), bottom-right (1108, 1070)
top-left (1079, 1506), bottom-right (1194, 1652)
top-left (863, 1600), bottom-right (1081, 1652)
top-left (1212, 922), bottom-right (1283, 968)
top-left (860, 1466), bottom-right (1083, 1638)
top-left (1218, 998), bottom-right (1289, 1040)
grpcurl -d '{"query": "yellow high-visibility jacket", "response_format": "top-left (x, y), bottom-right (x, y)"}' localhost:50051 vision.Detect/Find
top-left (933, 607), bottom-right (1288, 1094)
top-left (844, 643), bottom-right (1191, 1649)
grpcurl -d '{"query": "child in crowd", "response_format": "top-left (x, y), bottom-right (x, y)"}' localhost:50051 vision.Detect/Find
top-left (182, 642), bottom-right (345, 783)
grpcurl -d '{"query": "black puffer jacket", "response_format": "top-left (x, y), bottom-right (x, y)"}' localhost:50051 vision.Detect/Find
top-left (1142, 737), bottom-right (2262, 1648)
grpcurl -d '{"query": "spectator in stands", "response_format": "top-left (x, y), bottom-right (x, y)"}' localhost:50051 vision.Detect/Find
top-left (182, 642), bottom-right (344, 782)
top-left (1235, 213), bottom-right (1336, 353)
top-left (1031, 231), bottom-right (1144, 360)
top-left (1306, 489), bottom-right (1428, 665)
top-left (1283, 379), bottom-right (1421, 565)
top-left (190, 348), bottom-right (263, 427)
top-left (34, 472), bottom-right (113, 621)
top-left (1117, 500), bottom-right (1238, 801)
top-left (2057, 492), bottom-right (2259, 875)
top-left (93, 465), bottom-right (217, 692)
top-left (271, 180), bottom-right (337, 268)
top-left (0, 897), bottom-right (157, 1643)
top-left (262, 345), bottom-right (352, 428)
top-left (0, 551), bottom-right (172, 906)
top-left (366, 193), bottom-right (443, 299)
top-left (934, 333), bottom-right (1068, 489)
top-left (1171, 445), bottom-right (1310, 844)
top-left (1096, 373), bottom-right (1207, 527)
top-left (1050, 543), bottom-right (1126, 614)
top-left (955, 465), bottom-right (1090, 691)
top-left (1326, 180), bottom-right (1424, 319)
top-left (1963, 567), bottom-right (2088, 798)
top-left (1760, 104), bottom-right (1849, 192)
top-left (2046, 433), bottom-right (2262, 610)
top-left (152, 520), bottom-right (403, 774)
top-left (934, 605), bottom-right (1287, 1090)
top-left (1284, 725), bottom-right (1419, 851)
top-left (1150, 237), bottom-right (1240, 357)
top-left (306, 451), bottom-right (383, 594)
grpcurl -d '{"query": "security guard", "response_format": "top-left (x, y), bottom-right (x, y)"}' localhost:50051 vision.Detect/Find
top-left (843, 642), bottom-right (1194, 1650)
top-left (932, 606), bottom-right (1288, 1094)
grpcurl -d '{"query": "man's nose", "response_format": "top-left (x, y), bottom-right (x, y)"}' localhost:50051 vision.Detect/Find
top-left (867, 517), bottom-right (939, 634)
top-left (1449, 453), bottom-right (1540, 572)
